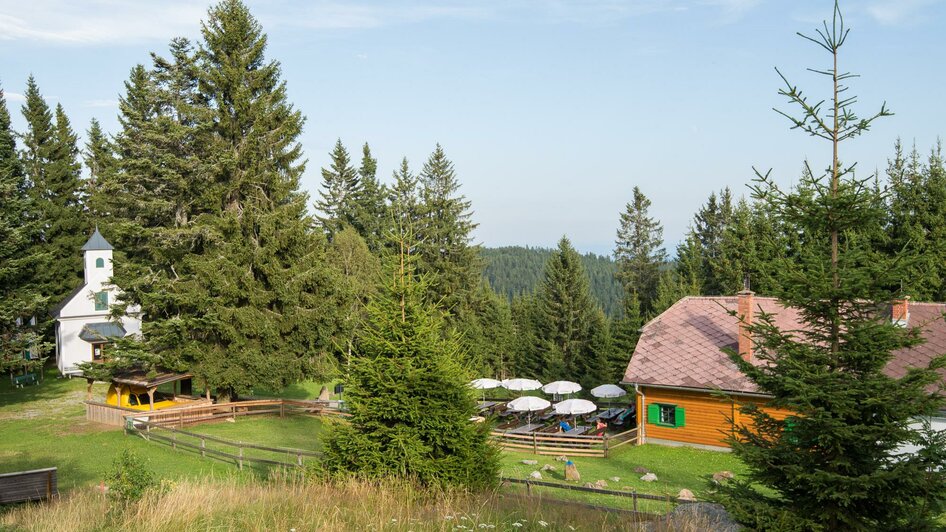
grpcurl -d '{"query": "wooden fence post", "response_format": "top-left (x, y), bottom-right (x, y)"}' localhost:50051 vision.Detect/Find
top-left (179, 409), bottom-right (184, 428)
top-left (632, 490), bottom-right (638, 513)
top-left (297, 453), bottom-right (302, 467)
top-left (280, 402), bottom-right (285, 418)
top-left (532, 432), bottom-right (537, 454)
top-left (603, 435), bottom-right (609, 458)
top-left (238, 446), bottom-right (243, 470)
top-left (201, 438), bottom-right (206, 457)
top-left (172, 431), bottom-right (177, 450)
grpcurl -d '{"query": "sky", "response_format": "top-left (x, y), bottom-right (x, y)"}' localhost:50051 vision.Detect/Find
top-left (2, 0), bottom-right (945, 256)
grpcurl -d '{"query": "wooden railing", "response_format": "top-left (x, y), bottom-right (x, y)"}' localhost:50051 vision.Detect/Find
top-left (123, 399), bottom-right (344, 428)
top-left (0, 468), bottom-right (57, 504)
top-left (125, 418), bottom-right (322, 470)
top-left (500, 476), bottom-right (693, 516)
top-left (490, 427), bottom-right (638, 458)
top-left (85, 396), bottom-right (212, 427)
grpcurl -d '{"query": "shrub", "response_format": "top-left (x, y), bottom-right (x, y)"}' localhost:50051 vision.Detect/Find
top-left (105, 448), bottom-right (156, 503)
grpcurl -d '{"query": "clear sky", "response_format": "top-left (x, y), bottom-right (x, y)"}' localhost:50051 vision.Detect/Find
top-left (2, 1), bottom-right (944, 255)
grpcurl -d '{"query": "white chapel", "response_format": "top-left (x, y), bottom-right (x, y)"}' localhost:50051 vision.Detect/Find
top-left (52, 228), bottom-right (142, 376)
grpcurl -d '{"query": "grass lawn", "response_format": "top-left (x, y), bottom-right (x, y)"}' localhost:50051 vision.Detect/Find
top-left (187, 414), bottom-right (326, 451)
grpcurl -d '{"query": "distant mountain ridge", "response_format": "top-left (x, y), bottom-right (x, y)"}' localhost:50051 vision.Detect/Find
top-left (481, 246), bottom-right (623, 317)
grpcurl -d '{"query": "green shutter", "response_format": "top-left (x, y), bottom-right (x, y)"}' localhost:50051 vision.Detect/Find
top-left (94, 291), bottom-right (108, 311)
top-left (647, 403), bottom-right (659, 425)
top-left (674, 406), bottom-right (686, 428)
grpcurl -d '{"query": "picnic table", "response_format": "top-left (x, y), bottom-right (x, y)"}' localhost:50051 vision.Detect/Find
top-left (564, 425), bottom-right (590, 436)
top-left (507, 423), bottom-right (544, 434)
top-left (477, 401), bottom-right (498, 412)
top-left (596, 407), bottom-right (624, 421)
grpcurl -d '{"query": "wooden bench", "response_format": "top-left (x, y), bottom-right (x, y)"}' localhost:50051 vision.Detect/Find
top-left (13, 374), bottom-right (38, 388)
top-left (0, 467), bottom-right (57, 504)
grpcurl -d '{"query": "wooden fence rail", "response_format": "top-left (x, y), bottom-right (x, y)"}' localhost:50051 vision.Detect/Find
top-left (126, 419), bottom-right (322, 470)
top-left (490, 428), bottom-right (637, 458)
top-left (500, 476), bottom-right (694, 515)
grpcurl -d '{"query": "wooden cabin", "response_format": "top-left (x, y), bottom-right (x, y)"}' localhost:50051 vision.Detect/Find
top-left (622, 292), bottom-right (946, 449)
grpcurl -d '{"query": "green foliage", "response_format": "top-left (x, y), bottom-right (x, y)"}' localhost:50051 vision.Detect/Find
top-left (20, 77), bottom-right (89, 311)
top-left (719, 4), bottom-right (946, 530)
top-left (483, 246), bottom-right (623, 317)
top-left (321, 231), bottom-right (500, 490)
top-left (526, 237), bottom-right (608, 388)
top-left (614, 186), bottom-right (666, 314)
top-left (0, 83), bottom-right (50, 376)
top-left (106, 449), bottom-right (156, 503)
top-left (315, 138), bottom-right (360, 238)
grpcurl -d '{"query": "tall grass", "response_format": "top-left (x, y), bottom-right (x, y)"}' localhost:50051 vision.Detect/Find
top-left (0, 474), bottom-right (729, 531)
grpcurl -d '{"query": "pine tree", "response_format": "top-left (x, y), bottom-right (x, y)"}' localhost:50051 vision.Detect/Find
top-left (674, 228), bottom-right (705, 294)
top-left (0, 83), bottom-right (49, 377)
top-left (20, 78), bottom-right (89, 308)
top-left (117, 0), bottom-right (344, 398)
top-left (721, 4), bottom-right (946, 529)
top-left (614, 186), bottom-right (666, 314)
top-left (712, 198), bottom-right (755, 294)
top-left (321, 231), bottom-right (499, 490)
top-left (693, 187), bottom-right (733, 294)
top-left (83, 118), bottom-right (116, 199)
top-left (388, 157), bottom-right (420, 234)
top-left (416, 144), bottom-right (482, 312)
top-left (351, 143), bottom-right (388, 251)
top-left (315, 139), bottom-right (360, 238)
top-left (531, 236), bottom-right (604, 387)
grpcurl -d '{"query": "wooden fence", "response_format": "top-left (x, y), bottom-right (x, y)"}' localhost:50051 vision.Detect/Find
top-left (86, 397), bottom-right (213, 427)
top-left (125, 419), bottom-right (321, 470)
top-left (500, 476), bottom-right (694, 516)
top-left (127, 399), bottom-right (341, 428)
top-left (0, 467), bottom-right (57, 504)
top-left (490, 427), bottom-right (637, 458)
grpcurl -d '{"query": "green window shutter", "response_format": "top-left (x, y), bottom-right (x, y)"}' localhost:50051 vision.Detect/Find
top-left (674, 406), bottom-right (686, 428)
top-left (647, 403), bottom-right (659, 425)
top-left (94, 291), bottom-right (108, 311)
top-left (95, 258), bottom-right (104, 268)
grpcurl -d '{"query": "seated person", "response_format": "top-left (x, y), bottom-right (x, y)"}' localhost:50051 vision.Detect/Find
top-left (558, 420), bottom-right (573, 432)
top-left (596, 419), bottom-right (608, 432)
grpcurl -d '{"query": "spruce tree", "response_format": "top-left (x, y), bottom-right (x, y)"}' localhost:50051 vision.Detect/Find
top-left (416, 144), bottom-right (482, 312)
top-left (315, 139), bottom-right (360, 238)
top-left (321, 230), bottom-right (499, 490)
top-left (351, 143), bottom-right (388, 251)
top-left (83, 118), bottom-right (116, 197)
top-left (693, 187), bottom-right (733, 294)
top-left (614, 186), bottom-right (666, 314)
top-left (721, 4), bottom-right (946, 529)
top-left (388, 156), bottom-right (420, 233)
top-left (20, 79), bottom-right (88, 308)
top-left (116, 0), bottom-right (344, 398)
top-left (532, 236), bottom-right (605, 387)
top-left (674, 228), bottom-right (706, 294)
top-left (0, 83), bottom-right (49, 377)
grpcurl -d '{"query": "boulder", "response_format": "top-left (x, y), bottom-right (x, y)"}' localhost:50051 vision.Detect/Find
top-left (564, 461), bottom-right (581, 482)
top-left (640, 473), bottom-right (658, 482)
top-left (584, 482), bottom-right (597, 488)
top-left (318, 386), bottom-right (330, 401)
top-left (609, 476), bottom-right (620, 483)
top-left (555, 455), bottom-right (569, 462)
top-left (633, 466), bottom-right (651, 474)
top-left (677, 489), bottom-right (697, 501)
top-left (521, 460), bottom-right (538, 465)
top-left (540, 464), bottom-right (556, 472)
top-left (594, 479), bottom-right (608, 489)
top-left (651, 502), bottom-right (740, 532)
top-left (712, 471), bottom-right (735, 483)
top-left (529, 471), bottom-right (542, 480)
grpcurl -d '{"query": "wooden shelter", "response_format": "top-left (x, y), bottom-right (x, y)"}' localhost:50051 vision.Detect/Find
top-left (111, 369), bottom-right (193, 411)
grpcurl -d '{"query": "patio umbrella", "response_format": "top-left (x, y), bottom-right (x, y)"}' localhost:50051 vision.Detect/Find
top-left (553, 398), bottom-right (597, 416)
top-left (501, 378), bottom-right (543, 393)
top-left (590, 384), bottom-right (628, 409)
top-left (507, 396), bottom-right (551, 425)
top-left (542, 380), bottom-right (582, 396)
top-left (469, 378), bottom-right (503, 401)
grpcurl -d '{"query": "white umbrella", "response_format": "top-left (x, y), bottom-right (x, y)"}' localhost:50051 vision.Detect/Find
top-left (553, 398), bottom-right (597, 416)
top-left (470, 378), bottom-right (503, 401)
top-left (507, 396), bottom-right (551, 425)
top-left (590, 384), bottom-right (627, 398)
top-left (542, 380), bottom-right (582, 396)
top-left (590, 384), bottom-right (628, 409)
top-left (502, 378), bottom-right (543, 392)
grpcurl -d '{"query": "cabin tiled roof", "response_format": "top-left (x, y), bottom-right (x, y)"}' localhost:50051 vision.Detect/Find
top-left (622, 296), bottom-right (946, 395)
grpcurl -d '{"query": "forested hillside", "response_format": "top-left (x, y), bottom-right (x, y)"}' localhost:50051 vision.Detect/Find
top-left (482, 247), bottom-right (623, 317)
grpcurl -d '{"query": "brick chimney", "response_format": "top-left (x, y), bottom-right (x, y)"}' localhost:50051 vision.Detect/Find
top-left (891, 296), bottom-right (910, 327)
top-left (737, 290), bottom-right (754, 361)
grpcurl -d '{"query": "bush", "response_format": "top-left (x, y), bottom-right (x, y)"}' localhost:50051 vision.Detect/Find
top-left (106, 448), bottom-right (156, 503)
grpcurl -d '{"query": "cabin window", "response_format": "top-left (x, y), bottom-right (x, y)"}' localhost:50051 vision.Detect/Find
top-left (94, 291), bottom-right (108, 311)
top-left (648, 403), bottom-right (686, 428)
top-left (95, 257), bottom-right (104, 268)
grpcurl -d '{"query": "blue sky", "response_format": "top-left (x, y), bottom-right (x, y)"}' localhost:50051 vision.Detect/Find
top-left (2, 0), bottom-right (945, 255)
